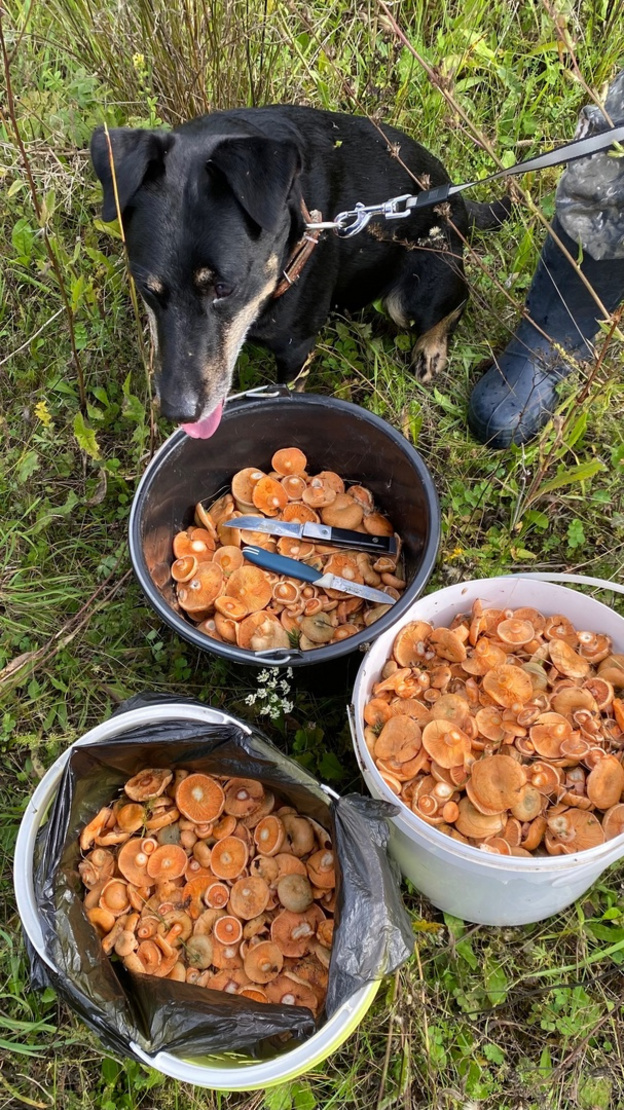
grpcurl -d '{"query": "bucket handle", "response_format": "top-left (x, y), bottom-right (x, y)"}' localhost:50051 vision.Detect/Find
top-left (225, 383), bottom-right (292, 406)
top-left (504, 572), bottom-right (624, 596)
top-left (253, 646), bottom-right (305, 665)
top-left (346, 703), bottom-right (369, 779)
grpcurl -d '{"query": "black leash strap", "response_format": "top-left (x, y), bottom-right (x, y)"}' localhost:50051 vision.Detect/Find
top-left (306, 124), bottom-right (624, 237)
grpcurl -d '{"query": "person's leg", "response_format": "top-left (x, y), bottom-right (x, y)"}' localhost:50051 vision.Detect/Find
top-left (468, 70), bottom-right (624, 448)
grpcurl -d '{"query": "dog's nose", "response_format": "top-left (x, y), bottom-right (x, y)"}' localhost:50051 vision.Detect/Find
top-left (158, 391), bottom-right (202, 423)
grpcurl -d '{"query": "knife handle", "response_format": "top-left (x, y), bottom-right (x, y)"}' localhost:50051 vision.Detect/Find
top-left (328, 528), bottom-right (397, 555)
top-left (243, 546), bottom-right (320, 584)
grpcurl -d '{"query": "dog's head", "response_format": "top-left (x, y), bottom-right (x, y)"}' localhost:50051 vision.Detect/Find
top-left (91, 124), bottom-right (302, 436)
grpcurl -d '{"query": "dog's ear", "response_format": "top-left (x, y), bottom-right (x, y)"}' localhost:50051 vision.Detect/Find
top-left (208, 137), bottom-right (302, 233)
top-left (90, 127), bottom-right (171, 221)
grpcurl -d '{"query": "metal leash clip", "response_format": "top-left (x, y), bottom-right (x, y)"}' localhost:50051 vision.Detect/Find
top-left (330, 193), bottom-right (415, 238)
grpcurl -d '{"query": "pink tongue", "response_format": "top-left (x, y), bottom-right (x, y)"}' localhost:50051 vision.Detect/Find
top-left (181, 402), bottom-right (224, 439)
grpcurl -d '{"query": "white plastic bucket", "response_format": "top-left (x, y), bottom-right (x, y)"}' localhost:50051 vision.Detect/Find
top-left (14, 702), bottom-right (377, 1091)
top-left (351, 575), bottom-right (624, 926)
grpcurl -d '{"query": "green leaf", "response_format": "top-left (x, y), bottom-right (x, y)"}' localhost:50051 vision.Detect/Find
top-left (101, 1056), bottom-right (120, 1085)
top-left (483, 1042), bottom-right (505, 1064)
top-left (122, 373), bottom-right (145, 424)
top-left (539, 1046), bottom-right (552, 1075)
top-left (70, 274), bottom-right (87, 312)
top-left (443, 913), bottom-right (466, 938)
top-left (292, 1082), bottom-right (317, 1110)
top-left (523, 509), bottom-right (549, 530)
top-left (483, 958), bottom-right (508, 1005)
top-left (587, 924), bottom-right (624, 943)
top-left (94, 217), bottom-right (123, 239)
top-left (8, 178), bottom-right (23, 197)
top-left (263, 1085), bottom-right (293, 1110)
top-left (39, 189), bottom-right (56, 225)
top-left (562, 410), bottom-right (588, 452)
top-left (317, 751), bottom-right (344, 783)
top-left (73, 412), bottom-right (101, 460)
top-left (525, 460), bottom-right (604, 507)
top-left (11, 217), bottom-right (35, 262)
top-left (16, 450), bottom-right (40, 484)
top-left (566, 518), bottom-right (586, 549)
top-left (0, 1037), bottom-right (47, 1056)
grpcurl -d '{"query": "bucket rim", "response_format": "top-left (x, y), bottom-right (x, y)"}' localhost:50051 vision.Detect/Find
top-left (351, 575), bottom-right (624, 873)
top-left (14, 700), bottom-right (379, 1088)
top-left (128, 391), bottom-right (441, 667)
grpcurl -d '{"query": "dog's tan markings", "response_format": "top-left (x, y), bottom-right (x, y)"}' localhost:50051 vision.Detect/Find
top-left (264, 254), bottom-right (279, 280)
top-left (146, 276), bottom-right (164, 294)
top-left (412, 302), bottom-right (466, 383)
top-left (145, 305), bottom-right (159, 353)
top-left (194, 267), bottom-right (214, 288)
top-left (383, 289), bottom-right (410, 328)
top-left (208, 277), bottom-right (278, 393)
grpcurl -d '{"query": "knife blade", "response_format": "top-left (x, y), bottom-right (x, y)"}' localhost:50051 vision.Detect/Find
top-left (234, 515), bottom-right (397, 555)
top-left (243, 545), bottom-right (396, 606)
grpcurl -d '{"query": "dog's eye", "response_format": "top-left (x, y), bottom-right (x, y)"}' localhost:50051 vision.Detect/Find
top-left (214, 282), bottom-right (234, 300)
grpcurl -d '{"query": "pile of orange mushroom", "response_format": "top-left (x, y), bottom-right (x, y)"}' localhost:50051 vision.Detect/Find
top-left (169, 447), bottom-right (405, 652)
top-left (363, 602), bottom-right (624, 856)
top-left (79, 766), bottom-right (335, 1013)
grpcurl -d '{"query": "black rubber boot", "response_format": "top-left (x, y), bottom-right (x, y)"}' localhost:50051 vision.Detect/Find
top-left (468, 217), bottom-right (624, 447)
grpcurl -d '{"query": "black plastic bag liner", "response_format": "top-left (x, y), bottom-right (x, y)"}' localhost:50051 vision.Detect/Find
top-left (30, 694), bottom-right (414, 1063)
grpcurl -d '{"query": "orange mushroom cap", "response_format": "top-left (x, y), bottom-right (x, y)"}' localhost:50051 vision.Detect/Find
top-left (231, 467), bottom-right (266, 505)
top-left (602, 804), bottom-right (624, 840)
top-left (497, 618), bottom-right (536, 646)
top-left (210, 836), bottom-right (249, 881)
top-left (270, 910), bottom-right (317, 958)
top-left (99, 879), bottom-right (131, 917)
top-left (204, 882), bottom-right (230, 909)
top-left (454, 798), bottom-right (505, 840)
top-left (306, 849), bottom-right (335, 889)
top-left (175, 774), bottom-right (225, 824)
top-left (171, 555), bottom-right (199, 583)
top-left (214, 915), bottom-right (244, 946)
top-left (482, 664), bottom-right (534, 708)
top-left (252, 476), bottom-right (288, 516)
top-left (264, 974), bottom-right (318, 1011)
top-left (549, 638), bottom-right (590, 679)
top-left (243, 941), bottom-right (284, 984)
top-left (125, 769), bottom-right (173, 802)
top-left (421, 719), bottom-right (471, 769)
top-left (254, 815), bottom-right (286, 856)
top-left (586, 756), bottom-right (624, 811)
top-left (428, 628), bottom-right (467, 664)
top-left (177, 562), bottom-right (224, 614)
top-left (362, 512), bottom-right (393, 537)
top-left (173, 528), bottom-right (215, 562)
top-left (146, 844), bottom-right (188, 882)
top-left (213, 546), bottom-right (245, 578)
top-left (226, 567), bottom-right (273, 613)
top-left (228, 876), bottom-right (270, 920)
top-left (468, 755), bottom-right (527, 814)
top-left (281, 502), bottom-right (320, 524)
top-left (271, 448), bottom-right (307, 475)
top-left (546, 808), bottom-right (605, 853)
top-left (117, 837), bottom-right (152, 886)
top-left (224, 778), bottom-right (265, 817)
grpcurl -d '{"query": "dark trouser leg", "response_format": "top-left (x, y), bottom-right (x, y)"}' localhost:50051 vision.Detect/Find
top-left (468, 217), bottom-right (624, 448)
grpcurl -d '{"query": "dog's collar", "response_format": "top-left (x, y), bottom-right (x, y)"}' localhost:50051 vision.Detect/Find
top-left (272, 199), bottom-right (324, 299)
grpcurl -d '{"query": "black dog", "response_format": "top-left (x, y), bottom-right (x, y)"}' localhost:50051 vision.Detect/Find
top-left (91, 106), bottom-right (508, 438)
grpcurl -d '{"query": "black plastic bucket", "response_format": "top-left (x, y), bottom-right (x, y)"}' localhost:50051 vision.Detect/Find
top-left (128, 388), bottom-right (440, 667)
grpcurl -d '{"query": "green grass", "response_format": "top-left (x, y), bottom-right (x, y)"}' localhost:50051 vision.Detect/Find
top-left (2, 0), bottom-right (624, 1106)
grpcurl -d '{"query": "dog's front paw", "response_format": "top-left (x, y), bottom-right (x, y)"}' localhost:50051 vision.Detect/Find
top-left (412, 338), bottom-right (448, 383)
